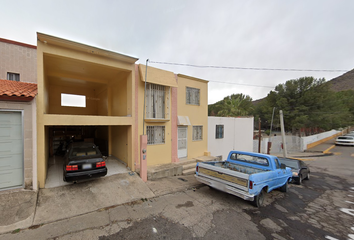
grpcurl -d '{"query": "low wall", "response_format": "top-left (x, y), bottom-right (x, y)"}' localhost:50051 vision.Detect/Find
top-left (253, 128), bottom-right (347, 154)
top-left (302, 130), bottom-right (342, 150)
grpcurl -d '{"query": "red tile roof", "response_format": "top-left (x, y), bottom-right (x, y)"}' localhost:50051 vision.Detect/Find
top-left (0, 79), bottom-right (37, 101)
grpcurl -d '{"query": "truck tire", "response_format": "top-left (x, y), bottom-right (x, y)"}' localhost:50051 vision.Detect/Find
top-left (253, 189), bottom-right (265, 207)
top-left (280, 181), bottom-right (288, 192)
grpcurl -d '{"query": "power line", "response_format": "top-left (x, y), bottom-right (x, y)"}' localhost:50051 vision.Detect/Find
top-left (207, 80), bottom-right (274, 88)
top-left (149, 61), bottom-right (348, 72)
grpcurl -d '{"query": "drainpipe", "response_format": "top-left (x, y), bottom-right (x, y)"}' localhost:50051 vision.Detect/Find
top-left (143, 59), bottom-right (149, 135)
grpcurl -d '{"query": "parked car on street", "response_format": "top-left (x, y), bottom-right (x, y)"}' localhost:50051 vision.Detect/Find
top-left (195, 151), bottom-right (292, 207)
top-left (335, 136), bottom-right (354, 146)
top-left (278, 158), bottom-right (310, 185)
top-left (63, 142), bottom-right (107, 182)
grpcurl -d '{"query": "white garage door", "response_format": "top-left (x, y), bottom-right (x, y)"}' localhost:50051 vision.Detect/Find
top-left (0, 111), bottom-right (23, 190)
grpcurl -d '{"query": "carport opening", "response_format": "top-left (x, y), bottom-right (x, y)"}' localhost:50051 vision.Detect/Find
top-left (45, 125), bottom-right (129, 188)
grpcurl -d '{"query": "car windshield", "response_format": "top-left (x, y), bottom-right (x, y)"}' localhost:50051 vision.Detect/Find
top-left (69, 144), bottom-right (101, 158)
top-left (338, 136), bottom-right (354, 140)
top-left (278, 159), bottom-right (299, 169)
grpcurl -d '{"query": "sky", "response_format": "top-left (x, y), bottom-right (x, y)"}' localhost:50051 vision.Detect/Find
top-left (1, 0), bottom-right (354, 104)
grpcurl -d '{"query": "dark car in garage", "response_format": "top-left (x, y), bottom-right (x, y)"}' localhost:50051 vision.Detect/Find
top-left (63, 142), bottom-right (107, 182)
top-left (278, 157), bottom-right (310, 185)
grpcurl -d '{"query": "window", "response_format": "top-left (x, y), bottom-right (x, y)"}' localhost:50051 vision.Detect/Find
top-left (216, 125), bottom-right (224, 139)
top-left (61, 93), bottom-right (86, 108)
top-left (7, 72), bottom-right (20, 81)
top-left (193, 126), bottom-right (203, 141)
top-left (274, 159), bottom-right (280, 169)
top-left (147, 126), bottom-right (165, 145)
top-left (146, 83), bottom-right (169, 119)
top-left (186, 87), bottom-right (200, 105)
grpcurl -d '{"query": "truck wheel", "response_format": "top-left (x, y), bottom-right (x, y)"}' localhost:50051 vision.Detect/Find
top-left (280, 181), bottom-right (288, 192)
top-left (253, 189), bottom-right (265, 207)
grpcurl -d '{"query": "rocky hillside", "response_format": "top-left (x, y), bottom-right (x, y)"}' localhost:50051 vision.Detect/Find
top-left (326, 68), bottom-right (354, 92)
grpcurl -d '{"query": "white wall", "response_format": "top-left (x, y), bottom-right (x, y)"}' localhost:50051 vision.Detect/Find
top-left (208, 116), bottom-right (254, 160)
top-left (253, 129), bottom-right (343, 154)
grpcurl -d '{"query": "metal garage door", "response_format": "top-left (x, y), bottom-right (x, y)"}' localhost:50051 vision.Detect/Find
top-left (0, 111), bottom-right (23, 190)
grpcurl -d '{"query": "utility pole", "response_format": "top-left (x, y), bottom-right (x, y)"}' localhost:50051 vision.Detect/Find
top-left (279, 110), bottom-right (287, 158)
top-left (258, 118), bottom-right (261, 153)
top-left (267, 107), bottom-right (275, 154)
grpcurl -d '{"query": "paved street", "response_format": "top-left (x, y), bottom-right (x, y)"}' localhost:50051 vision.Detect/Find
top-left (1, 144), bottom-right (353, 240)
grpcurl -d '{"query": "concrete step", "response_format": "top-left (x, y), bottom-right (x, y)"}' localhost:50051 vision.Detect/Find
top-left (182, 163), bottom-right (197, 171)
top-left (183, 168), bottom-right (195, 176)
top-left (174, 159), bottom-right (197, 166)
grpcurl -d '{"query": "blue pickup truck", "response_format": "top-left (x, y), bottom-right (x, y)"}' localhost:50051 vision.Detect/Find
top-left (195, 151), bottom-right (292, 207)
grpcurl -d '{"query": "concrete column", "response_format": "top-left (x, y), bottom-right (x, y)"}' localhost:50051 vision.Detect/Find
top-left (140, 135), bottom-right (147, 182)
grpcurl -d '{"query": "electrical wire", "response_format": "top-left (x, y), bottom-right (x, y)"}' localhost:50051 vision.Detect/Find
top-left (149, 61), bottom-right (348, 72)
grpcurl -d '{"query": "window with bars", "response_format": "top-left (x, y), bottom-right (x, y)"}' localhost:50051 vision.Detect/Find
top-left (147, 126), bottom-right (165, 145)
top-left (7, 72), bottom-right (20, 81)
top-left (186, 87), bottom-right (200, 105)
top-left (146, 83), bottom-right (170, 119)
top-left (216, 125), bottom-right (224, 139)
top-left (193, 126), bottom-right (203, 141)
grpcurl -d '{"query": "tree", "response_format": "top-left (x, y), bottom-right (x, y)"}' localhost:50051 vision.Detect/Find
top-left (209, 93), bottom-right (253, 117)
top-left (253, 77), bottom-right (353, 133)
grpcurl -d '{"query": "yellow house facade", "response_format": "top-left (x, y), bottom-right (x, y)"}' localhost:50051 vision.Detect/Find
top-left (36, 33), bottom-right (138, 188)
top-left (35, 33), bottom-right (209, 188)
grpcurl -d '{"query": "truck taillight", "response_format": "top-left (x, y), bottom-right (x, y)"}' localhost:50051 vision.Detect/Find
top-left (66, 165), bottom-right (78, 171)
top-left (249, 181), bottom-right (253, 189)
top-left (96, 161), bottom-right (106, 168)
top-left (196, 165), bottom-right (199, 172)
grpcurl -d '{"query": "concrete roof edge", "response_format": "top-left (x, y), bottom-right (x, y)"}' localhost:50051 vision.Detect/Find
top-left (177, 74), bottom-right (209, 83)
top-left (37, 32), bottom-right (139, 63)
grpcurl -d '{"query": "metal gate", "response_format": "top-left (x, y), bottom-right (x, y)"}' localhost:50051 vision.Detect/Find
top-left (0, 111), bottom-right (23, 190)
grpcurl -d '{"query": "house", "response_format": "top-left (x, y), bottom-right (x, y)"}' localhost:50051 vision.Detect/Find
top-left (36, 33), bottom-right (138, 188)
top-left (208, 116), bottom-right (254, 160)
top-left (0, 38), bottom-right (38, 191)
top-left (34, 33), bottom-right (209, 188)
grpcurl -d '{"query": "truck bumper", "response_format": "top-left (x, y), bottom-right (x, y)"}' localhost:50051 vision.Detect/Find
top-left (195, 175), bottom-right (255, 201)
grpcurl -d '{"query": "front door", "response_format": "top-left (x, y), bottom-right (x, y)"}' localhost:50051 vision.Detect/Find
top-left (178, 126), bottom-right (187, 158)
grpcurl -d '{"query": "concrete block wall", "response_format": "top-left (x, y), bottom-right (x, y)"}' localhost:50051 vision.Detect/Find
top-left (0, 39), bottom-right (37, 83)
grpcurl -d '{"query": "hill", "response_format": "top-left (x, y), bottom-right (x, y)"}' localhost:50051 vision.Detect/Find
top-left (251, 68), bottom-right (354, 105)
top-left (326, 68), bottom-right (354, 92)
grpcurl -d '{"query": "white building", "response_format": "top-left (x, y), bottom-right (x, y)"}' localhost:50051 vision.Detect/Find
top-left (208, 116), bottom-right (254, 160)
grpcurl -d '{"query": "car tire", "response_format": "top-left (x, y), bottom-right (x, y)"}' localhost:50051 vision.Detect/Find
top-left (280, 181), bottom-right (289, 192)
top-left (298, 175), bottom-right (302, 185)
top-left (305, 173), bottom-right (310, 180)
top-left (253, 189), bottom-right (266, 207)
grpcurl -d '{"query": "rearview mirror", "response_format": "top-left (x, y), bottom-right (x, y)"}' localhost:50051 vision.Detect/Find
top-left (280, 163), bottom-right (286, 169)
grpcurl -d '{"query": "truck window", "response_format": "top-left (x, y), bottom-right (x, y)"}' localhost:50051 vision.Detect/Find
top-left (274, 159), bottom-right (280, 169)
top-left (230, 153), bottom-right (269, 166)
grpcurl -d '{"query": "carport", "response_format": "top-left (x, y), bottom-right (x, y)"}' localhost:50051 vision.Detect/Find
top-left (36, 33), bottom-right (138, 188)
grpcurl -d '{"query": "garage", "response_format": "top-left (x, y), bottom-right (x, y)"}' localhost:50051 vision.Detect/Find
top-left (45, 125), bottom-right (130, 188)
top-left (0, 111), bottom-right (23, 190)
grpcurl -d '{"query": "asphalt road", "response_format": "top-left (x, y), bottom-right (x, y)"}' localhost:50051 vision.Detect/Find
top-left (1, 142), bottom-right (353, 240)
top-left (98, 145), bottom-right (354, 240)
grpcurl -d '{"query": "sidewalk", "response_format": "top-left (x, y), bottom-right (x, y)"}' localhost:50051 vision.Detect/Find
top-left (0, 145), bottom-right (333, 235)
top-left (0, 173), bottom-right (203, 235)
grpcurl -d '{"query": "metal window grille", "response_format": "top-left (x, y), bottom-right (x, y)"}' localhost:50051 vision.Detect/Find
top-left (193, 126), bottom-right (203, 141)
top-left (146, 83), bottom-right (166, 119)
top-left (186, 87), bottom-right (200, 105)
top-left (216, 125), bottom-right (224, 139)
top-left (7, 72), bottom-right (20, 81)
top-left (147, 126), bottom-right (165, 145)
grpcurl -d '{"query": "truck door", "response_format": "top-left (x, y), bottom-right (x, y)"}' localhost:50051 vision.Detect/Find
top-left (273, 158), bottom-right (284, 186)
